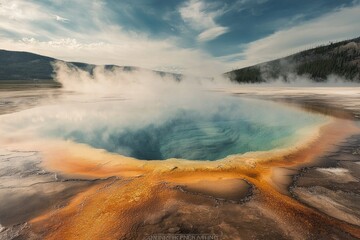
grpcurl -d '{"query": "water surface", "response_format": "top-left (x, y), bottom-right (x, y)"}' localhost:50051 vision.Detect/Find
top-left (0, 95), bottom-right (325, 161)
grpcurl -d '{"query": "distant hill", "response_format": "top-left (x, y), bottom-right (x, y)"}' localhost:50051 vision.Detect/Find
top-left (225, 37), bottom-right (360, 83)
top-left (0, 50), bottom-right (56, 81)
top-left (0, 50), bottom-right (182, 82)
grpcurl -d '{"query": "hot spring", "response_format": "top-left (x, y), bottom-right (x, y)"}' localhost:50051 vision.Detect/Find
top-left (0, 94), bottom-right (326, 161)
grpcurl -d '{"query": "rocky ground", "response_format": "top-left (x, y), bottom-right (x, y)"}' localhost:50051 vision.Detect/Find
top-left (0, 86), bottom-right (359, 240)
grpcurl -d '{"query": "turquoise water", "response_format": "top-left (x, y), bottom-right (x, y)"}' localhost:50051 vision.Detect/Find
top-left (41, 97), bottom-right (325, 161)
top-left (0, 96), bottom-right (326, 161)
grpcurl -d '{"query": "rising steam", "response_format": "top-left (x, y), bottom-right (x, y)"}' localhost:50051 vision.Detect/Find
top-left (0, 62), bottom-right (326, 161)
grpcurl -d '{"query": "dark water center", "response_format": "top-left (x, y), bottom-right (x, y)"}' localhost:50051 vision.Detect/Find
top-left (46, 98), bottom-right (324, 161)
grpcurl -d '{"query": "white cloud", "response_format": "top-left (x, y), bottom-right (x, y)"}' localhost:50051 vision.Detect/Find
top-left (0, 0), bottom-right (74, 38)
top-left (20, 37), bottom-right (104, 49)
top-left (1, 31), bottom-right (228, 76)
top-left (0, 0), bottom-right (49, 20)
top-left (179, 0), bottom-right (228, 42)
top-left (1, 0), bottom-right (359, 76)
top-left (55, 15), bottom-right (69, 22)
top-left (229, 4), bottom-right (360, 69)
top-left (197, 26), bottom-right (228, 42)
top-left (0, 0), bottom-right (228, 76)
top-left (180, 0), bottom-right (215, 30)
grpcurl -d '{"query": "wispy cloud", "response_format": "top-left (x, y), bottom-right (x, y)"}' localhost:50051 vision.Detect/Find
top-left (228, 4), bottom-right (360, 69)
top-left (4, 35), bottom-right (227, 76)
top-left (0, 0), bottom-right (359, 75)
top-left (55, 15), bottom-right (69, 22)
top-left (0, 0), bottom-right (228, 75)
top-left (197, 26), bottom-right (228, 42)
top-left (0, 0), bottom-right (48, 20)
top-left (0, 0), bottom-right (73, 38)
top-left (230, 0), bottom-right (269, 13)
top-left (179, 0), bottom-right (229, 42)
top-left (20, 37), bottom-right (104, 49)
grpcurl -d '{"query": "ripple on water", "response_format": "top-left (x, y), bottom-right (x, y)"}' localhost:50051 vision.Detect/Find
top-left (0, 96), bottom-right (326, 161)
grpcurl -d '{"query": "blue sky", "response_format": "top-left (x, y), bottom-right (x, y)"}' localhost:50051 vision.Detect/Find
top-left (0, 0), bottom-right (360, 75)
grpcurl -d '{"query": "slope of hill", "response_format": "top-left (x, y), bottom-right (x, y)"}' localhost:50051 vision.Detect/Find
top-left (0, 50), bottom-right (182, 82)
top-left (225, 37), bottom-right (360, 83)
top-left (0, 50), bottom-right (56, 81)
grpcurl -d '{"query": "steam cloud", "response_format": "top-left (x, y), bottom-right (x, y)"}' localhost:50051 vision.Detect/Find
top-left (0, 62), bottom-right (326, 160)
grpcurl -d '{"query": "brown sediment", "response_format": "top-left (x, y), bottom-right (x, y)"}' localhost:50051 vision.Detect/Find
top-left (263, 119), bottom-right (360, 192)
top-left (30, 176), bottom-right (175, 240)
top-left (21, 115), bottom-right (360, 239)
top-left (176, 178), bottom-right (252, 202)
